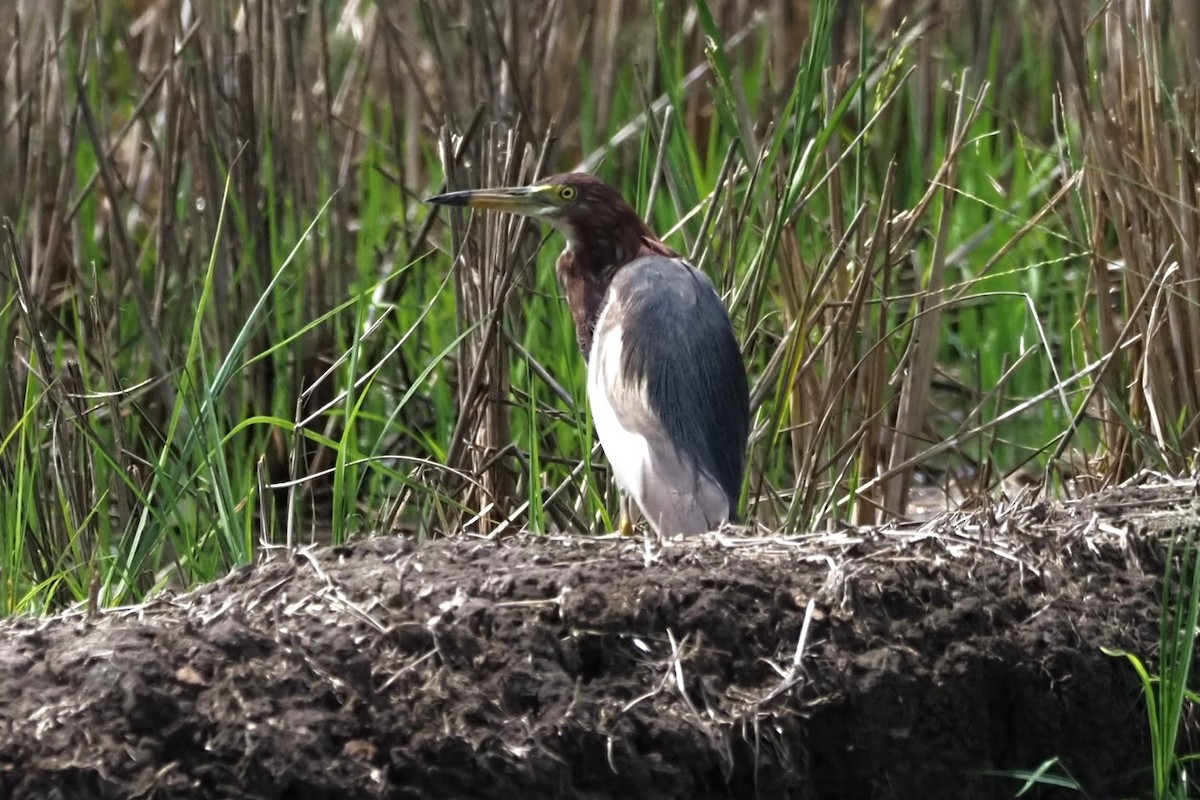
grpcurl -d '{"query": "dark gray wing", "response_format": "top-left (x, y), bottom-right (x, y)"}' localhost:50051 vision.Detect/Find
top-left (600, 255), bottom-right (750, 518)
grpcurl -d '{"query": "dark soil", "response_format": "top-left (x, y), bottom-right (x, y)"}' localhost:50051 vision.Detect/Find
top-left (2, 481), bottom-right (1197, 800)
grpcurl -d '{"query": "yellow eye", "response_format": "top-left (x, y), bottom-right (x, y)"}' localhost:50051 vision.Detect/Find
top-left (559, 185), bottom-right (577, 201)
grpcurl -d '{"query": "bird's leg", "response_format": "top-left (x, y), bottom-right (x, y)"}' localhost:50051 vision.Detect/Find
top-left (618, 494), bottom-right (635, 537)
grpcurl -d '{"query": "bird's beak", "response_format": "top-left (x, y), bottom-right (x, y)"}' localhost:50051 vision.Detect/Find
top-left (424, 185), bottom-right (551, 216)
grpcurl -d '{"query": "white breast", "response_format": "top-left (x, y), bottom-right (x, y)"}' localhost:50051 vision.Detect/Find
top-left (587, 309), bottom-right (650, 516)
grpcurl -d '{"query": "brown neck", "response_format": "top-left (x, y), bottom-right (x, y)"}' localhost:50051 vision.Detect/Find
top-left (556, 230), bottom-right (677, 358)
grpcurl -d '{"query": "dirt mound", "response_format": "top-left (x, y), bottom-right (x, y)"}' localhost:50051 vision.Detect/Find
top-left (0, 483), bottom-right (1193, 799)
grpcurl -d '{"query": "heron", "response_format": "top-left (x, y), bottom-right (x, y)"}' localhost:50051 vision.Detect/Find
top-left (426, 172), bottom-right (749, 537)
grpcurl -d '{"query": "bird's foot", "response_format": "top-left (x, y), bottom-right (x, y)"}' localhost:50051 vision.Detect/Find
top-left (619, 512), bottom-right (635, 537)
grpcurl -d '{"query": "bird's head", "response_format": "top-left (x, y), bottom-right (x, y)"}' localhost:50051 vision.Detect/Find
top-left (425, 172), bottom-right (649, 257)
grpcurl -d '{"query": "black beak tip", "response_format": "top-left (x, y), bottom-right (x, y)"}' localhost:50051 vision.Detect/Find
top-left (424, 192), bottom-right (468, 207)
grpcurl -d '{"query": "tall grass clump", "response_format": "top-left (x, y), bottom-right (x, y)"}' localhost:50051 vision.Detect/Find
top-left (418, 0), bottom-right (1086, 533)
top-left (0, 2), bottom-right (457, 611)
top-left (1056, 0), bottom-right (1200, 481)
top-left (0, 0), bottom-right (1193, 628)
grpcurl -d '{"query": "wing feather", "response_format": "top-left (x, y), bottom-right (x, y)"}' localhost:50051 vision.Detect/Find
top-left (587, 256), bottom-right (750, 535)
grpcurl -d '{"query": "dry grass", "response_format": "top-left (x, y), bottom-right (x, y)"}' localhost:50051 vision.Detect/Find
top-left (0, 0), bottom-right (1198, 608)
top-left (1062, 0), bottom-right (1200, 479)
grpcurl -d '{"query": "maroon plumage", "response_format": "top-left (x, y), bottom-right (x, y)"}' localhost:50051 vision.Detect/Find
top-left (538, 174), bottom-right (678, 356)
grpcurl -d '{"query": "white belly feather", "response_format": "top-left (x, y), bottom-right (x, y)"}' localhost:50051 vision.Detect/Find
top-left (587, 311), bottom-right (650, 515)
